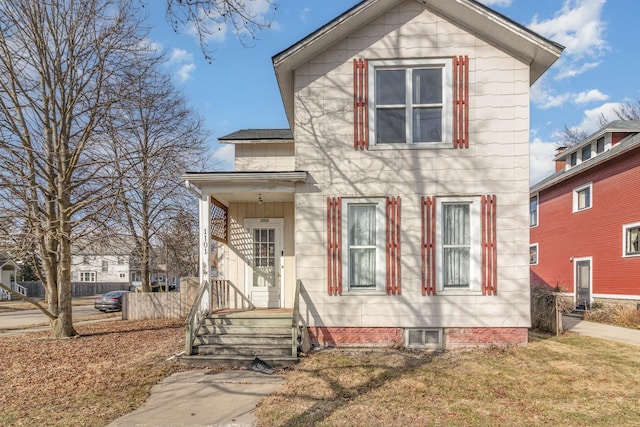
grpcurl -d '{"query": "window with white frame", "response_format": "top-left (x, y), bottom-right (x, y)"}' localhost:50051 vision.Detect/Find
top-left (596, 137), bottom-right (605, 154)
top-left (573, 182), bottom-right (592, 212)
top-left (623, 222), bottom-right (640, 257)
top-left (530, 195), bottom-right (538, 227)
top-left (341, 198), bottom-right (386, 292)
top-left (102, 260), bottom-right (108, 272)
top-left (436, 197), bottom-right (480, 292)
top-left (581, 144), bottom-right (591, 161)
top-left (80, 271), bottom-right (96, 282)
top-left (530, 244), bottom-right (538, 265)
top-left (370, 58), bottom-right (452, 146)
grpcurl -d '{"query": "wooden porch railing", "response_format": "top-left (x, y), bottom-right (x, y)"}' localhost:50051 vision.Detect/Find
top-left (185, 279), bottom-right (233, 355)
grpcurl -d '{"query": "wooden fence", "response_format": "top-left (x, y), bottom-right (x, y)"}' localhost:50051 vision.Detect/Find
top-left (123, 277), bottom-right (199, 320)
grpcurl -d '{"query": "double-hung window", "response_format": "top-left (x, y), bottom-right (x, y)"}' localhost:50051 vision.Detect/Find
top-left (572, 182), bottom-right (592, 212)
top-left (623, 222), bottom-right (640, 257)
top-left (370, 59), bottom-right (452, 146)
top-left (436, 197), bottom-right (480, 292)
top-left (530, 244), bottom-right (539, 265)
top-left (341, 198), bottom-right (386, 292)
top-left (581, 144), bottom-right (592, 161)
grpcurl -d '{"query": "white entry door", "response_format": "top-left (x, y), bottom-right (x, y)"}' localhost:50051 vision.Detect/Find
top-left (245, 219), bottom-right (283, 308)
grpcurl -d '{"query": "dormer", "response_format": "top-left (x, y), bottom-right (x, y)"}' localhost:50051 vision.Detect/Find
top-left (219, 129), bottom-right (294, 172)
top-left (555, 120), bottom-right (640, 172)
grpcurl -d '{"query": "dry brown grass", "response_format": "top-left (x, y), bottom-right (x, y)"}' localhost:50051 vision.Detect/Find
top-left (0, 318), bottom-right (186, 427)
top-left (584, 304), bottom-right (640, 329)
top-left (256, 334), bottom-right (640, 426)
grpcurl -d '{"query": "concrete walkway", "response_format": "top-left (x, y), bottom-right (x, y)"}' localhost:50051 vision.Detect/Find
top-left (562, 315), bottom-right (640, 346)
top-left (107, 370), bottom-right (284, 427)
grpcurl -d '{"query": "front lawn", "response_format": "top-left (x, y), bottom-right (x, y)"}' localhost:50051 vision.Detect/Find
top-left (256, 333), bottom-right (640, 426)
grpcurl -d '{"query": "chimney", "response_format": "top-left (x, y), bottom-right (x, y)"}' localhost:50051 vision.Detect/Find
top-left (555, 146), bottom-right (567, 172)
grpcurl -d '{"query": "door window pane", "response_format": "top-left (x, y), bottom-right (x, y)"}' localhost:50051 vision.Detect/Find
top-left (253, 227), bottom-right (276, 288)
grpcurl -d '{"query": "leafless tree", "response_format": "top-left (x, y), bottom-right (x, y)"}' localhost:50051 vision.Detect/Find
top-left (165, 0), bottom-right (276, 62)
top-left (107, 60), bottom-right (207, 292)
top-left (159, 208), bottom-right (200, 279)
top-left (0, 0), bottom-right (152, 338)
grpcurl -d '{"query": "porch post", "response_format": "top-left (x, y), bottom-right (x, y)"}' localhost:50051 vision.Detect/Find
top-left (198, 193), bottom-right (211, 284)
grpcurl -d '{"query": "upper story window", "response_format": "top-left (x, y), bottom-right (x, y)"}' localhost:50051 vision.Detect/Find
top-left (623, 222), bottom-right (640, 257)
top-left (596, 137), bottom-right (605, 154)
top-left (581, 144), bottom-right (592, 161)
top-left (570, 152), bottom-right (577, 166)
top-left (573, 182), bottom-right (592, 212)
top-left (530, 244), bottom-right (538, 265)
top-left (370, 59), bottom-right (452, 146)
top-left (530, 195), bottom-right (538, 227)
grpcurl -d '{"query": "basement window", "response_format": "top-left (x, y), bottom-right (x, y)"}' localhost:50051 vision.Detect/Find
top-left (405, 329), bottom-right (442, 349)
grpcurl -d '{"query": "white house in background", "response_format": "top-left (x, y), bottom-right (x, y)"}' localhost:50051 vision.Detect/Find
top-left (71, 235), bottom-right (132, 284)
top-left (185, 0), bottom-right (562, 349)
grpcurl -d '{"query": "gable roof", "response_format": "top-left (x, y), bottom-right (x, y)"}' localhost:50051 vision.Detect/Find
top-left (554, 120), bottom-right (640, 161)
top-left (273, 0), bottom-right (564, 127)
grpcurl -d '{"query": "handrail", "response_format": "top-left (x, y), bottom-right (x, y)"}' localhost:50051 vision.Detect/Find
top-left (291, 279), bottom-right (302, 357)
top-left (13, 283), bottom-right (27, 296)
top-left (185, 280), bottom-right (211, 355)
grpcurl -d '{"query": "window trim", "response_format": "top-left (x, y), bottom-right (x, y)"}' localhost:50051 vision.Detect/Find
top-left (581, 144), bottom-right (592, 162)
top-left (530, 194), bottom-right (538, 228)
top-left (622, 221), bottom-right (640, 258)
top-left (572, 182), bottom-right (593, 213)
top-left (530, 243), bottom-right (539, 265)
top-left (435, 196), bottom-right (481, 294)
top-left (341, 197), bottom-right (387, 294)
top-left (368, 58), bottom-right (453, 149)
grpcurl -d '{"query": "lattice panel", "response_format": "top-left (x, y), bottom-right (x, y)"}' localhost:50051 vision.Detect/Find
top-left (210, 197), bottom-right (228, 244)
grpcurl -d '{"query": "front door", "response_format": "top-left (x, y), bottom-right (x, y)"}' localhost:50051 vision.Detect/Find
top-left (575, 258), bottom-right (591, 310)
top-left (245, 219), bottom-right (283, 308)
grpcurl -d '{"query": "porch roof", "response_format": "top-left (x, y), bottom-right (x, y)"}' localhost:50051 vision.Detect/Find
top-left (183, 171), bottom-right (308, 204)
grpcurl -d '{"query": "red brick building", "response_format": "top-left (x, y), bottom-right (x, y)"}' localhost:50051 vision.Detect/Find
top-left (530, 120), bottom-right (640, 309)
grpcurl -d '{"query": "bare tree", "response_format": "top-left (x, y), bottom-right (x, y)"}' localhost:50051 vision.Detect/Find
top-left (160, 208), bottom-right (200, 279)
top-left (107, 61), bottom-right (207, 292)
top-left (611, 99), bottom-right (640, 121)
top-left (165, 0), bottom-right (276, 62)
top-left (0, 0), bottom-right (151, 337)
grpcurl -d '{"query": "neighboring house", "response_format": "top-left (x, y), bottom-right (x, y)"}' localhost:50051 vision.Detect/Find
top-left (185, 0), bottom-right (562, 349)
top-left (530, 120), bottom-right (640, 309)
top-left (0, 253), bottom-right (25, 300)
top-left (71, 235), bottom-right (132, 285)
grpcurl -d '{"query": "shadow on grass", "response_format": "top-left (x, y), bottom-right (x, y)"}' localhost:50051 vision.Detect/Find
top-left (271, 349), bottom-right (440, 427)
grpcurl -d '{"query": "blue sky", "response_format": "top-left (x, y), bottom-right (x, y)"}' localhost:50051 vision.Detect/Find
top-left (145, 0), bottom-right (639, 184)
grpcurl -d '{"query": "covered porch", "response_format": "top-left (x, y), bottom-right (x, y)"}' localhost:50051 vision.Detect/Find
top-left (183, 171), bottom-right (307, 310)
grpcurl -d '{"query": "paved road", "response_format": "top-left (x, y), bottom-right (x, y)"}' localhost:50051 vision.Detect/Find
top-left (0, 304), bottom-right (110, 330)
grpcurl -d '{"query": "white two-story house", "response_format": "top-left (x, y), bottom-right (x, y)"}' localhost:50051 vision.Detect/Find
top-left (185, 0), bottom-right (562, 349)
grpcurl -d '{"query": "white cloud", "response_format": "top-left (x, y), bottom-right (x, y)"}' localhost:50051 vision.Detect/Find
top-left (574, 89), bottom-right (608, 104)
top-left (176, 63), bottom-right (196, 82)
top-left (531, 78), bottom-right (572, 109)
top-left (574, 102), bottom-right (623, 134)
top-left (555, 60), bottom-right (601, 80)
top-left (210, 144), bottom-right (235, 169)
top-left (168, 48), bottom-right (194, 64)
top-left (530, 138), bottom-right (559, 185)
top-left (300, 7), bottom-right (311, 22)
top-left (478, 0), bottom-right (513, 6)
top-left (529, 0), bottom-right (607, 58)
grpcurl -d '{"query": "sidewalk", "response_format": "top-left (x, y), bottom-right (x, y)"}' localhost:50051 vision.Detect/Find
top-left (107, 370), bottom-right (285, 427)
top-left (562, 315), bottom-right (640, 346)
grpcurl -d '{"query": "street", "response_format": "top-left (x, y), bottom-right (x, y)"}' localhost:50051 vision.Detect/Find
top-left (0, 304), bottom-right (114, 331)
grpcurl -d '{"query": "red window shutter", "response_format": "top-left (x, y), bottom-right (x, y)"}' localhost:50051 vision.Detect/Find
top-left (353, 59), bottom-right (369, 150)
top-left (481, 195), bottom-right (497, 295)
top-left (421, 196), bottom-right (437, 295)
top-left (385, 196), bottom-right (401, 295)
top-left (327, 197), bottom-right (342, 295)
top-left (453, 55), bottom-right (469, 149)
